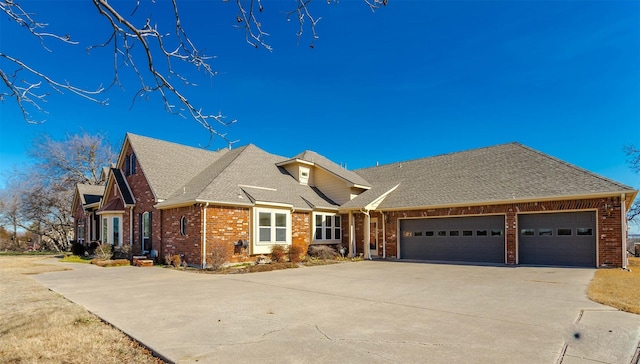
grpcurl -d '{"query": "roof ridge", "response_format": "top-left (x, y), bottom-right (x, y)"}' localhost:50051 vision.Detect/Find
top-left (126, 132), bottom-right (224, 155)
top-left (355, 142), bottom-right (520, 171)
top-left (176, 145), bottom-right (250, 197)
top-left (514, 143), bottom-right (634, 191)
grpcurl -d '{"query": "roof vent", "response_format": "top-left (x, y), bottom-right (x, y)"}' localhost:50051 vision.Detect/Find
top-left (299, 166), bottom-right (310, 185)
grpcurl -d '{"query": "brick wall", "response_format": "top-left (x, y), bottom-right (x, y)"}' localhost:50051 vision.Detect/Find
top-left (204, 205), bottom-right (250, 265)
top-left (292, 211), bottom-right (310, 253)
top-left (350, 196), bottom-right (625, 267)
top-left (162, 205), bottom-right (202, 266)
top-left (122, 144), bottom-right (163, 257)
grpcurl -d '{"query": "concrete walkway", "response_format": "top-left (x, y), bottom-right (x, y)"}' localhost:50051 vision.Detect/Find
top-left (34, 259), bottom-right (640, 363)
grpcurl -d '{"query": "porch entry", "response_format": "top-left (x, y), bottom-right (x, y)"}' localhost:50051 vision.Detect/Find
top-left (370, 218), bottom-right (379, 258)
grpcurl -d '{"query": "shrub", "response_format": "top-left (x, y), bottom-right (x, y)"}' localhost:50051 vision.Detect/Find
top-left (270, 245), bottom-right (287, 263)
top-left (308, 245), bottom-right (338, 260)
top-left (71, 242), bottom-right (86, 256)
top-left (288, 245), bottom-right (305, 263)
top-left (94, 244), bottom-right (112, 261)
top-left (88, 242), bottom-right (99, 255)
top-left (206, 244), bottom-right (227, 271)
top-left (112, 245), bottom-right (131, 260)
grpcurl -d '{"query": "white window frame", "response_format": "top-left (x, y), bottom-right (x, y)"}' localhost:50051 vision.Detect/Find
top-left (253, 207), bottom-right (291, 246)
top-left (312, 212), bottom-right (342, 243)
top-left (100, 214), bottom-right (123, 246)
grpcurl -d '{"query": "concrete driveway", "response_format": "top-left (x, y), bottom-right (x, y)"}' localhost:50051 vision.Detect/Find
top-left (34, 259), bottom-right (640, 364)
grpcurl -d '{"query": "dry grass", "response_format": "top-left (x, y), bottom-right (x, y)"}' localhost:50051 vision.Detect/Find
top-left (587, 257), bottom-right (640, 315)
top-left (0, 255), bottom-right (163, 363)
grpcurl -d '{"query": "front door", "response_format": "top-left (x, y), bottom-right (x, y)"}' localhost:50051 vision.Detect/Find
top-left (370, 218), bottom-right (379, 258)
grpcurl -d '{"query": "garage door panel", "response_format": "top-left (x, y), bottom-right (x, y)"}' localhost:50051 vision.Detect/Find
top-left (400, 215), bottom-right (505, 263)
top-left (518, 212), bottom-right (596, 267)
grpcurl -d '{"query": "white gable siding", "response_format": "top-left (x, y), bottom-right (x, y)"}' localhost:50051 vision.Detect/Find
top-left (312, 168), bottom-right (351, 205)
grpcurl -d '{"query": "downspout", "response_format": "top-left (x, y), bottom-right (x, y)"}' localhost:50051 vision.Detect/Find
top-left (621, 194), bottom-right (627, 269)
top-left (202, 202), bottom-right (209, 269)
top-left (129, 207), bottom-right (133, 248)
top-left (381, 211), bottom-right (386, 259)
top-left (348, 210), bottom-right (355, 257)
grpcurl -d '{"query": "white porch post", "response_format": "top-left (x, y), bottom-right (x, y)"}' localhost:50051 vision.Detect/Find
top-left (348, 210), bottom-right (354, 257)
top-left (364, 210), bottom-right (371, 260)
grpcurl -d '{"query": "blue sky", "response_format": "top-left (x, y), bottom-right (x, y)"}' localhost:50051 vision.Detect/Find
top-left (1, 0), bottom-right (639, 194)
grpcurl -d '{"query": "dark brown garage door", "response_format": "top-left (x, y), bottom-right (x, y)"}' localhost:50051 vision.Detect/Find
top-left (399, 215), bottom-right (505, 263)
top-left (518, 212), bottom-right (596, 267)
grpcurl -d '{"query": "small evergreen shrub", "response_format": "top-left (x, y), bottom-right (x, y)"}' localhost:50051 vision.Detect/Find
top-left (71, 242), bottom-right (86, 256)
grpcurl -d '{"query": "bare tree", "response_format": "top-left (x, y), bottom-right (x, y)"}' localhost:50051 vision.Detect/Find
top-left (1, 0), bottom-right (387, 147)
top-left (624, 145), bottom-right (639, 224)
top-left (0, 131), bottom-right (115, 251)
top-left (0, 185), bottom-right (21, 250)
top-left (28, 132), bottom-right (115, 186)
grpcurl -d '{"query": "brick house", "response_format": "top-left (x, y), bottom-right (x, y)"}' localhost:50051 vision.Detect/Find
top-left (72, 133), bottom-right (637, 268)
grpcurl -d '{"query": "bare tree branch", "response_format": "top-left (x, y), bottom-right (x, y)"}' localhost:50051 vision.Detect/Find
top-left (2, 0), bottom-right (387, 147)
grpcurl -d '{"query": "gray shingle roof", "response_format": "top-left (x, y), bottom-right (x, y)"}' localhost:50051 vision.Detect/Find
top-left (155, 143), bottom-right (339, 210)
top-left (76, 184), bottom-right (105, 206)
top-left (352, 143), bottom-right (635, 210)
top-left (286, 150), bottom-right (371, 188)
top-left (126, 133), bottom-right (228, 201)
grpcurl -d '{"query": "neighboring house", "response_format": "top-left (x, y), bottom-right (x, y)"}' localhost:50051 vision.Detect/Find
top-left (72, 133), bottom-right (637, 268)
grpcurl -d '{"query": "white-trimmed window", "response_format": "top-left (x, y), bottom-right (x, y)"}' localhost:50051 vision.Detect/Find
top-left (313, 212), bottom-right (341, 242)
top-left (180, 216), bottom-right (187, 236)
top-left (101, 215), bottom-right (123, 246)
top-left (254, 207), bottom-right (291, 245)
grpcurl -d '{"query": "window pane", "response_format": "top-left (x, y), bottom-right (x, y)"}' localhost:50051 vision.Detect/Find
top-left (490, 229), bottom-right (503, 236)
top-left (180, 216), bottom-right (187, 236)
top-left (259, 227), bottom-right (271, 241)
top-left (334, 216), bottom-right (341, 228)
top-left (577, 228), bottom-right (593, 236)
top-left (259, 212), bottom-right (271, 227)
top-left (437, 231), bottom-right (446, 237)
top-left (462, 230), bottom-right (473, 236)
top-left (103, 218), bottom-right (108, 243)
top-left (326, 227), bottom-right (332, 239)
top-left (315, 215), bottom-right (323, 227)
top-left (557, 228), bottom-right (572, 236)
top-left (143, 212), bottom-right (150, 238)
top-left (425, 231), bottom-right (434, 236)
top-left (275, 213), bottom-right (286, 227)
top-left (521, 229), bottom-right (534, 236)
top-left (539, 228), bottom-right (553, 236)
top-left (326, 217), bottom-right (332, 227)
top-left (315, 227), bottom-right (323, 240)
top-left (449, 230), bottom-right (459, 237)
top-left (334, 228), bottom-right (341, 240)
top-left (414, 231), bottom-right (423, 237)
top-left (113, 217), bottom-right (119, 245)
top-left (275, 227), bottom-right (286, 241)
top-left (477, 230), bottom-right (487, 236)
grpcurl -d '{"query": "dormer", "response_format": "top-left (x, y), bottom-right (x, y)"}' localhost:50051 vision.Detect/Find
top-left (277, 151), bottom-right (372, 205)
top-left (277, 158), bottom-right (315, 185)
